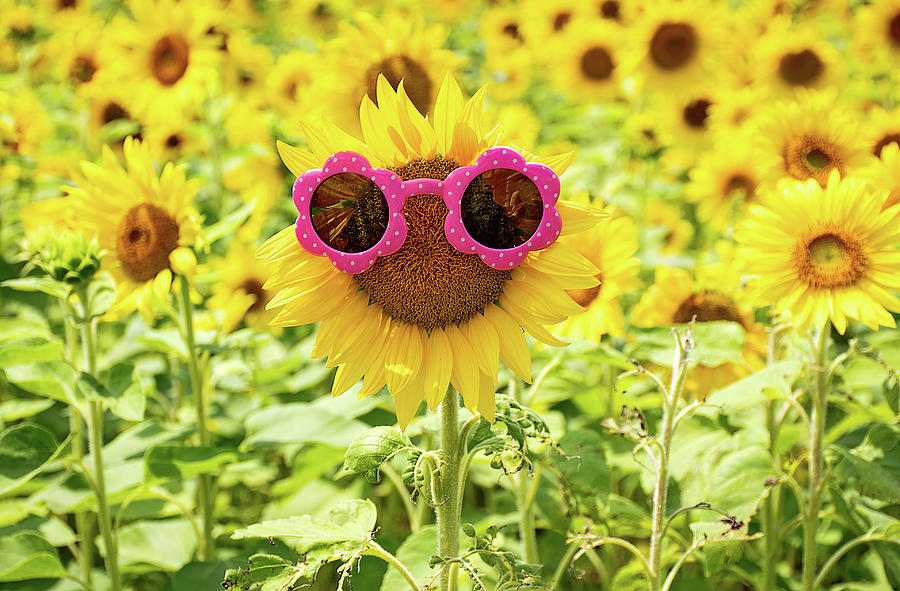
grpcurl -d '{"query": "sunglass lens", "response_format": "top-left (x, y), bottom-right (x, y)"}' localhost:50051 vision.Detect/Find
top-left (311, 173), bottom-right (388, 253)
top-left (461, 169), bottom-right (543, 249)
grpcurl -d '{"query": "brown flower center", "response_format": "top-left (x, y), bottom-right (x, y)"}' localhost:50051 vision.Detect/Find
top-left (682, 99), bottom-right (711, 129)
top-left (240, 278), bottom-right (267, 312)
top-left (70, 55), bottom-right (96, 84)
top-left (364, 55), bottom-right (432, 116)
top-left (778, 49), bottom-right (823, 86)
top-left (580, 47), bottom-right (615, 81)
top-left (599, 1), bottom-right (620, 20)
top-left (102, 102), bottom-right (129, 124)
top-left (793, 227), bottom-right (867, 288)
top-left (116, 203), bottom-right (180, 282)
top-left (650, 23), bottom-right (697, 70)
top-left (165, 133), bottom-right (183, 149)
top-left (671, 291), bottom-right (746, 326)
top-left (502, 22), bottom-right (523, 42)
top-left (889, 12), bottom-right (900, 46)
top-left (58, 0), bottom-right (76, 9)
top-left (553, 11), bottom-right (572, 32)
top-left (352, 157), bottom-right (510, 330)
top-left (783, 134), bottom-right (844, 186)
top-left (725, 173), bottom-right (756, 199)
top-left (874, 132), bottom-right (900, 157)
top-left (150, 34), bottom-right (190, 86)
top-left (567, 273), bottom-right (604, 308)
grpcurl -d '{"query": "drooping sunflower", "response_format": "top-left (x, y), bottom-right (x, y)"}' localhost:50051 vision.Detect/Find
top-left (756, 92), bottom-right (868, 188)
top-left (749, 17), bottom-right (845, 97)
top-left (548, 18), bottom-right (627, 104)
top-left (112, 0), bottom-right (219, 120)
top-left (259, 76), bottom-right (604, 428)
top-left (736, 170), bottom-right (900, 334)
top-left (556, 207), bottom-right (641, 341)
top-left (630, 0), bottom-right (727, 97)
top-left (64, 137), bottom-right (201, 319)
top-left (860, 142), bottom-right (900, 209)
top-left (686, 138), bottom-right (765, 228)
top-left (632, 264), bottom-right (767, 398)
top-left (314, 12), bottom-right (462, 133)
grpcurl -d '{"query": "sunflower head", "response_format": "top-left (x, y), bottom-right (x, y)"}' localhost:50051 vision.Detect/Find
top-left (262, 76), bottom-right (604, 428)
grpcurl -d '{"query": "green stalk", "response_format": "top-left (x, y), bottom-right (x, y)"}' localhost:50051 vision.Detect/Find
top-left (762, 325), bottom-right (785, 591)
top-left (802, 324), bottom-right (829, 591)
top-left (178, 275), bottom-right (214, 560)
top-left (516, 464), bottom-right (541, 564)
top-left (77, 289), bottom-right (121, 591)
top-left (437, 389), bottom-right (461, 591)
top-left (648, 334), bottom-right (689, 591)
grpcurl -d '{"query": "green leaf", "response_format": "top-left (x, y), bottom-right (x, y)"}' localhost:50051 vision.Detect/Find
top-left (145, 445), bottom-right (254, 483)
top-left (689, 521), bottom-right (762, 576)
top-left (103, 420), bottom-right (195, 466)
top-left (100, 118), bottom-right (141, 144)
top-left (75, 363), bottom-right (146, 421)
top-left (3, 361), bottom-right (82, 409)
top-left (0, 532), bottom-right (66, 581)
top-left (551, 430), bottom-right (610, 507)
top-left (380, 525), bottom-right (437, 591)
top-left (204, 200), bottom-right (256, 246)
top-left (827, 424), bottom-right (900, 503)
top-left (137, 329), bottom-right (188, 359)
top-left (632, 323), bottom-right (746, 367)
top-left (0, 338), bottom-right (63, 367)
top-left (0, 278), bottom-right (67, 299)
top-left (232, 499), bottom-right (377, 547)
top-left (707, 360), bottom-right (803, 409)
top-left (0, 399), bottom-right (54, 422)
top-left (0, 424), bottom-right (64, 497)
top-left (87, 273), bottom-right (116, 319)
top-left (113, 519), bottom-right (197, 573)
top-left (343, 426), bottom-right (409, 483)
top-left (0, 515), bottom-right (76, 547)
top-left (705, 446), bottom-right (776, 522)
top-left (222, 554), bottom-right (304, 591)
top-left (169, 560), bottom-right (243, 591)
top-left (243, 403), bottom-right (368, 448)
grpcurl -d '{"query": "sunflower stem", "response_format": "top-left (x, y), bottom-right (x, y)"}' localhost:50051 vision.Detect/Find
top-left (802, 323), bottom-right (830, 591)
top-left (761, 324), bottom-right (786, 591)
top-left (516, 463), bottom-right (541, 565)
top-left (76, 287), bottom-right (121, 591)
top-left (178, 274), bottom-right (215, 560)
top-left (437, 389), bottom-right (461, 591)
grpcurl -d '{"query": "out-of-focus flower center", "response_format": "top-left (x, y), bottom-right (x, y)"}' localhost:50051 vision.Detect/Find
top-left (351, 157), bottom-right (511, 330)
top-left (150, 34), bottom-right (190, 86)
top-left (793, 227), bottom-right (867, 288)
top-left (599, 1), bottom-right (620, 20)
top-left (364, 55), bottom-right (432, 115)
top-left (581, 47), bottom-right (615, 81)
top-left (239, 278), bottom-right (267, 312)
top-left (102, 102), bottom-right (129, 124)
top-left (116, 203), bottom-right (180, 282)
top-left (672, 291), bottom-right (746, 326)
top-left (783, 134), bottom-right (843, 186)
top-left (682, 99), bottom-right (711, 129)
top-left (873, 133), bottom-right (900, 157)
top-left (725, 173), bottom-right (756, 199)
top-left (553, 11), bottom-right (572, 32)
top-left (889, 12), bottom-right (900, 45)
top-left (650, 22), bottom-right (697, 70)
top-left (70, 55), bottom-right (97, 84)
top-left (778, 49), bottom-right (823, 86)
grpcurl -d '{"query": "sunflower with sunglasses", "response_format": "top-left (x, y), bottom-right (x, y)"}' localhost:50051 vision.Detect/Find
top-left (259, 74), bottom-right (605, 429)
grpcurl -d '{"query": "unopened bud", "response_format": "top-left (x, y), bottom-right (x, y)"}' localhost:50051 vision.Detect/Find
top-left (38, 231), bottom-right (102, 285)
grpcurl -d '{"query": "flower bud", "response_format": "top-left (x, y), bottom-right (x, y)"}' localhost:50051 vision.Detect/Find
top-left (38, 231), bottom-right (103, 286)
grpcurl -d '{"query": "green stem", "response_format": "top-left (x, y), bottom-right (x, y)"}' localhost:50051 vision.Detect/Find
top-left (762, 325), bottom-right (784, 591)
top-left (802, 323), bottom-right (830, 591)
top-left (178, 275), bottom-right (214, 560)
top-left (516, 464), bottom-right (540, 564)
top-left (382, 463), bottom-right (419, 533)
top-left (648, 333), bottom-right (689, 591)
top-left (815, 533), bottom-right (897, 588)
top-left (437, 389), bottom-right (461, 591)
top-left (549, 542), bottom-right (581, 589)
top-left (365, 542), bottom-right (422, 591)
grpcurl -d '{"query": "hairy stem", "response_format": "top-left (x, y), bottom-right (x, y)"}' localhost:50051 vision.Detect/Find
top-left (178, 275), bottom-right (214, 560)
top-left (516, 464), bottom-right (540, 564)
top-left (437, 389), bottom-right (461, 591)
top-left (366, 542), bottom-right (422, 591)
top-left (802, 323), bottom-right (830, 591)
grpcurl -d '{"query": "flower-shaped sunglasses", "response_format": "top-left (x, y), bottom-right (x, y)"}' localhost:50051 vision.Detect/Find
top-left (292, 146), bottom-right (562, 273)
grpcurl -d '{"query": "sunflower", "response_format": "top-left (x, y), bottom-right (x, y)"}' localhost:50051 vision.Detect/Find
top-left (481, 4), bottom-right (529, 55)
top-left (556, 206), bottom-right (641, 341)
top-left (749, 17), bottom-right (845, 98)
top-left (0, 89), bottom-right (50, 159)
top-left (642, 197), bottom-right (694, 256)
top-left (142, 112), bottom-right (204, 162)
top-left (863, 105), bottom-right (900, 158)
top-left (654, 91), bottom-right (717, 166)
top-left (208, 240), bottom-right (275, 333)
top-left (315, 11), bottom-right (462, 133)
top-left (686, 138), bottom-right (765, 228)
top-left (266, 49), bottom-right (318, 126)
top-left (853, 0), bottom-right (900, 68)
top-left (84, 83), bottom-right (144, 147)
top-left (630, 0), bottom-right (726, 97)
top-left (112, 0), bottom-right (219, 120)
top-left (64, 137), bottom-right (201, 319)
top-left (756, 92), bottom-right (868, 188)
top-left (860, 142), bottom-right (900, 209)
top-left (548, 18), bottom-right (627, 104)
top-left (219, 30), bottom-right (273, 103)
top-left (632, 264), bottom-right (767, 398)
top-left (521, 0), bottom-right (588, 42)
top-left (47, 9), bottom-right (114, 91)
top-left (706, 85), bottom-right (767, 135)
top-left (259, 75), bottom-right (604, 428)
top-left (736, 170), bottom-right (900, 334)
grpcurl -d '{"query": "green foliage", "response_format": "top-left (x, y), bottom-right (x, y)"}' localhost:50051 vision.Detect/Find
top-left (0, 424), bottom-right (64, 497)
top-left (0, 532), bottom-right (66, 582)
top-left (343, 426), bottom-right (410, 483)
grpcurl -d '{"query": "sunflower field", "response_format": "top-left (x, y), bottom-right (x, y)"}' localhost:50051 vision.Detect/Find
top-left (2, 0), bottom-right (900, 590)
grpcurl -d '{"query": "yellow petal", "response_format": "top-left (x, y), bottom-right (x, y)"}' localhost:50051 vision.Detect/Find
top-left (384, 323), bottom-right (423, 394)
top-left (484, 304), bottom-right (532, 382)
top-left (445, 323), bottom-right (479, 412)
top-left (422, 328), bottom-right (453, 409)
top-left (276, 140), bottom-right (320, 177)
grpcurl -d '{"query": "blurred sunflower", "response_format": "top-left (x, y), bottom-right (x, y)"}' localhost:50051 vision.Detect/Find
top-left (260, 75), bottom-right (604, 428)
top-left (706, 85), bottom-right (767, 136)
top-left (220, 30), bottom-right (272, 103)
top-left (750, 18), bottom-right (844, 97)
top-left (113, 0), bottom-right (219, 120)
top-left (549, 18), bottom-right (626, 103)
top-left (860, 142), bottom-right (900, 209)
top-left (687, 139), bottom-right (764, 228)
top-left (64, 138), bottom-right (201, 319)
top-left (557, 208), bottom-right (642, 340)
top-left (481, 4), bottom-right (528, 54)
top-left (316, 12), bottom-right (461, 132)
top-left (643, 197), bottom-right (693, 256)
top-left (521, 0), bottom-right (585, 42)
top-left (864, 105), bottom-right (900, 158)
top-left (482, 47), bottom-right (533, 102)
top-left (756, 92), bottom-right (868, 188)
top-left (655, 92), bottom-right (716, 165)
top-left (209, 240), bottom-right (275, 333)
top-left (142, 113), bottom-right (204, 162)
top-left (632, 264), bottom-right (766, 398)
top-left (84, 83), bottom-right (143, 145)
top-left (267, 50), bottom-right (318, 125)
top-left (631, 0), bottom-right (726, 96)
top-left (853, 0), bottom-right (900, 67)
top-left (736, 171), bottom-right (900, 333)
top-left (48, 10), bottom-right (114, 91)
top-left (0, 89), bottom-right (49, 158)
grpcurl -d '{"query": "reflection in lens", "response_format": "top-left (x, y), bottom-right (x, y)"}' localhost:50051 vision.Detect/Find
top-left (461, 169), bottom-right (542, 249)
top-left (310, 173), bottom-right (388, 253)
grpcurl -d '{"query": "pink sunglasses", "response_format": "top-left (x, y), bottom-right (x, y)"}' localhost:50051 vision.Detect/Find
top-left (292, 146), bottom-right (562, 273)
